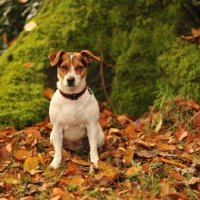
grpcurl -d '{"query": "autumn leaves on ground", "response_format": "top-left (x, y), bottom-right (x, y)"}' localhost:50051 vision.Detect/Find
top-left (0, 95), bottom-right (200, 200)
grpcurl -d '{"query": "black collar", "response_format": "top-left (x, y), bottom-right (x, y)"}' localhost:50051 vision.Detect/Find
top-left (59, 84), bottom-right (87, 100)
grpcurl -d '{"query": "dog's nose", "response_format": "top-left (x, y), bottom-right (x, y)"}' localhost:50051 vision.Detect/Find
top-left (67, 77), bottom-right (75, 85)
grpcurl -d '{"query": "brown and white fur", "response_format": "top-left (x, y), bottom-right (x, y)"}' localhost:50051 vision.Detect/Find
top-left (48, 50), bottom-right (104, 169)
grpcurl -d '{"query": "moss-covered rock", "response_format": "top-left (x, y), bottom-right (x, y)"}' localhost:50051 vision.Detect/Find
top-left (0, 0), bottom-right (200, 129)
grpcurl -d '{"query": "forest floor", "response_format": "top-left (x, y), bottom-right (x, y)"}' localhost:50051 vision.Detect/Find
top-left (0, 95), bottom-right (200, 200)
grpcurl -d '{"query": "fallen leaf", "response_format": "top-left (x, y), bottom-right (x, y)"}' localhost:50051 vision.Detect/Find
top-left (122, 149), bottom-right (134, 164)
top-left (125, 167), bottom-right (140, 176)
top-left (24, 21), bottom-right (37, 31)
top-left (23, 156), bottom-right (39, 171)
top-left (23, 62), bottom-right (34, 68)
top-left (67, 176), bottom-right (85, 187)
top-left (185, 98), bottom-right (200, 110)
top-left (5, 144), bottom-right (12, 153)
top-left (99, 151), bottom-right (110, 160)
top-left (160, 181), bottom-right (176, 196)
top-left (156, 144), bottom-right (176, 151)
top-left (159, 158), bottom-right (187, 168)
top-left (135, 149), bottom-right (158, 158)
top-left (193, 112), bottom-right (200, 128)
top-left (125, 124), bottom-right (136, 137)
top-left (168, 169), bottom-right (184, 180)
top-left (14, 150), bottom-right (32, 161)
top-left (71, 156), bottom-right (91, 166)
top-left (51, 187), bottom-right (69, 197)
top-left (175, 129), bottom-right (188, 141)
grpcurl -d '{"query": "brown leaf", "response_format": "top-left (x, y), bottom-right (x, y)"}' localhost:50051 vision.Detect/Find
top-left (110, 149), bottom-right (124, 158)
top-left (99, 151), bottom-right (110, 160)
top-left (160, 181), bottom-right (176, 196)
top-left (165, 193), bottom-right (191, 200)
top-left (71, 156), bottom-right (91, 166)
top-left (14, 150), bottom-right (32, 161)
top-left (0, 147), bottom-right (10, 161)
top-left (193, 112), bottom-right (200, 128)
top-left (96, 163), bottom-right (118, 186)
top-left (175, 129), bottom-right (188, 141)
top-left (24, 128), bottom-right (41, 145)
top-left (168, 169), bottom-right (184, 180)
top-left (135, 149), bottom-right (158, 158)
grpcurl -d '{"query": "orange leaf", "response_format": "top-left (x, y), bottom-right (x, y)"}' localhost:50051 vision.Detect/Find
top-left (51, 187), bottom-right (69, 197)
top-left (156, 144), bottom-right (176, 151)
top-left (192, 28), bottom-right (200, 37)
top-left (67, 176), bottom-right (85, 186)
top-left (160, 158), bottom-right (187, 168)
top-left (175, 129), bottom-right (188, 141)
top-left (122, 149), bottom-right (134, 164)
top-left (43, 88), bottom-right (55, 100)
top-left (23, 62), bottom-right (34, 68)
top-left (125, 167), bottom-right (140, 176)
top-left (23, 156), bottom-right (39, 171)
top-left (14, 150), bottom-right (32, 161)
top-left (125, 124), bottom-right (136, 136)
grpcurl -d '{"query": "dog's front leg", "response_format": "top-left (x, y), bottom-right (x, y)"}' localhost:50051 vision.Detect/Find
top-left (49, 126), bottom-right (63, 169)
top-left (87, 123), bottom-right (99, 168)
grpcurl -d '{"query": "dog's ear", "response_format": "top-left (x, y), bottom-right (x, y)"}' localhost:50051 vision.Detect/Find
top-left (48, 50), bottom-right (65, 66)
top-left (80, 50), bottom-right (101, 64)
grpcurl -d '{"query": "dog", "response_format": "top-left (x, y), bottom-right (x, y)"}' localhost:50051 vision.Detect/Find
top-left (48, 50), bottom-right (104, 169)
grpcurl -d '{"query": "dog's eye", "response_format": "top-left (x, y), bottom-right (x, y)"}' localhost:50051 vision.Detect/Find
top-left (76, 66), bottom-right (83, 70)
top-left (60, 65), bottom-right (67, 70)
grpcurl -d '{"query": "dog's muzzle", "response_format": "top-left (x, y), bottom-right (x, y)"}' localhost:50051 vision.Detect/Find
top-left (67, 77), bottom-right (75, 87)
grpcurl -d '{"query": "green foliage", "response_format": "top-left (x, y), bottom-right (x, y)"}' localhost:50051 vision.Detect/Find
top-left (0, 0), bottom-right (43, 53)
top-left (1, 0), bottom-right (200, 128)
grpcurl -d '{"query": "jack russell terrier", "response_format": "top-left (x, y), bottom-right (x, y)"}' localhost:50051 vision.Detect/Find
top-left (48, 50), bottom-right (104, 169)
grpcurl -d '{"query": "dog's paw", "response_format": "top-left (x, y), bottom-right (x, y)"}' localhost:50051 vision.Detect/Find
top-left (91, 160), bottom-right (99, 169)
top-left (49, 159), bottom-right (61, 169)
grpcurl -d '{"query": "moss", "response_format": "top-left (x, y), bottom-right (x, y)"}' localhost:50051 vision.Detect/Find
top-left (0, 0), bottom-right (200, 128)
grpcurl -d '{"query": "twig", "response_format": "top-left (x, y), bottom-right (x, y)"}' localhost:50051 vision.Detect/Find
top-left (98, 38), bottom-right (115, 112)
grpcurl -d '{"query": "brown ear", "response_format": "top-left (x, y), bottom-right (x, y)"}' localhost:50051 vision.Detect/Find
top-left (48, 50), bottom-right (65, 66)
top-left (80, 50), bottom-right (101, 64)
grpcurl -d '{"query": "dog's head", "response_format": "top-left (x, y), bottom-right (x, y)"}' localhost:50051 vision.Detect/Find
top-left (48, 50), bottom-right (100, 88)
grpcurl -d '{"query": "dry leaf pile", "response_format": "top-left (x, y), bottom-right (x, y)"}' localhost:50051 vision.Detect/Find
top-left (0, 96), bottom-right (200, 200)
